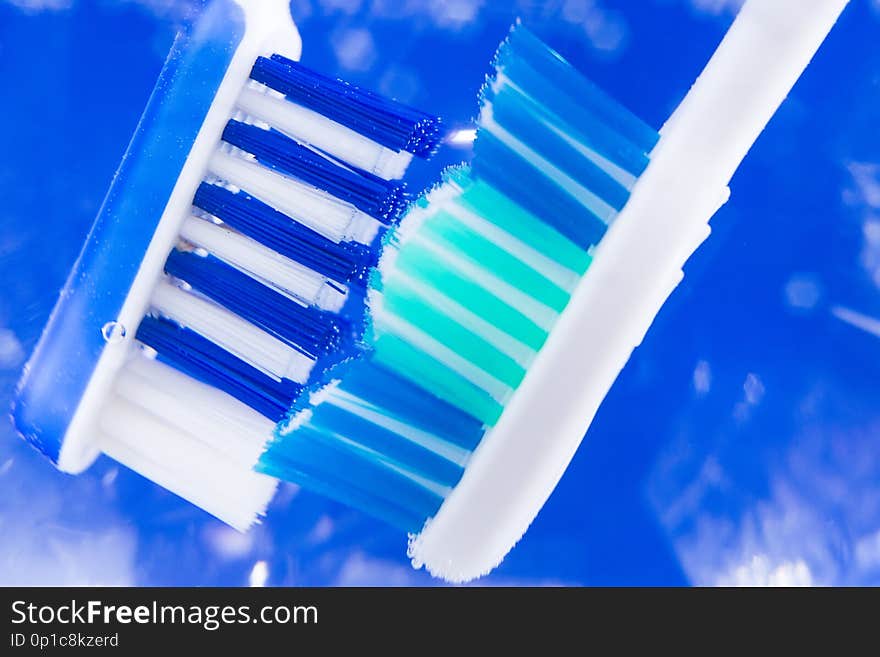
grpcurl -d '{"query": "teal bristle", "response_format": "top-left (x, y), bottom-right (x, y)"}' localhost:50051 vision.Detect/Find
top-left (259, 25), bottom-right (660, 532)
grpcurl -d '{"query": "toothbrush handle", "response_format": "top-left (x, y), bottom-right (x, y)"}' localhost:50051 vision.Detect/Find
top-left (627, 0), bottom-right (851, 336)
top-left (659, 0), bottom-right (849, 195)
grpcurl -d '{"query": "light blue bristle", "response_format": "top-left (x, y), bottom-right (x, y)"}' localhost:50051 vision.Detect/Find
top-left (258, 357), bottom-right (482, 530)
top-left (472, 131), bottom-right (609, 250)
top-left (309, 404), bottom-right (465, 488)
top-left (488, 82), bottom-right (631, 210)
top-left (336, 361), bottom-right (485, 451)
top-left (259, 422), bottom-right (446, 532)
top-left (258, 26), bottom-right (661, 534)
top-left (499, 24), bottom-right (659, 155)
top-left (492, 56), bottom-right (651, 180)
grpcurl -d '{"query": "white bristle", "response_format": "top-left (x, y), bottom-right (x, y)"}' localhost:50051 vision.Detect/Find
top-left (150, 279), bottom-right (315, 383)
top-left (236, 85), bottom-right (413, 180)
top-left (98, 389), bottom-right (277, 532)
top-left (208, 149), bottom-right (381, 245)
top-left (179, 216), bottom-right (346, 311)
top-left (117, 355), bottom-right (274, 465)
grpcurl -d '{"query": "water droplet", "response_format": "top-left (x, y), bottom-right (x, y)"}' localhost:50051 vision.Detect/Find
top-left (248, 560), bottom-right (269, 587)
top-left (101, 321), bottom-right (127, 343)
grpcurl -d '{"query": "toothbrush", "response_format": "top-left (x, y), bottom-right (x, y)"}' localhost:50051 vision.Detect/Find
top-left (11, 0), bottom-right (440, 531)
top-left (261, 0), bottom-right (850, 582)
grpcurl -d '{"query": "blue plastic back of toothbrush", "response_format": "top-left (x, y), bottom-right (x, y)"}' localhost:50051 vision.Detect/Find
top-left (11, 0), bottom-right (244, 466)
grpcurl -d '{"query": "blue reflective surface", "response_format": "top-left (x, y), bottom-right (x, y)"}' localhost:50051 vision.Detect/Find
top-left (1, 0), bottom-right (878, 586)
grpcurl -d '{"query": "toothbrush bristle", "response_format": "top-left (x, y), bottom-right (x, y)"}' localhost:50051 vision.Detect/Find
top-left (136, 315), bottom-right (302, 422)
top-left (11, 0), bottom-right (445, 535)
top-left (251, 55), bottom-right (443, 158)
top-left (192, 182), bottom-right (375, 285)
top-left (221, 120), bottom-right (409, 224)
top-left (259, 26), bottom-right (660, 533)
top-left (95, 56), bottom-right (440, 528)
top-left (163, 249), bottom-right (349, 359)
top-left (497, 25), bottom-right (659, 156)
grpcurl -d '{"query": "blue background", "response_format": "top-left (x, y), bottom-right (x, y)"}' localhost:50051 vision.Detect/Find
top-left (0, 0), bottom-right (878, 586)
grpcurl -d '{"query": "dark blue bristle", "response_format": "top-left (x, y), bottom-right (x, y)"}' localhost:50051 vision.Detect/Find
top-left (136, 315), bottom-right (300, 422)
top-left (222, 120), bottom-right (408, 224)
top-left (164, 249), bottom-right (349, 359)
top-left (250, 56), bottom-right (442, 158)
top-left (472, 130), bottom-right (608, 250)
top-left (192, 182), bottom-right (377, 284)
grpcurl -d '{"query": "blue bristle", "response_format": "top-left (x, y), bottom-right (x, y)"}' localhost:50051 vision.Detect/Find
top-left (250, 56), bottom-right (442, 158)
top-left (258, 424), bottom-right (445, 532)
top-left (258, 453), bottom-right (427, 532)
top-left (501, 24), bottom-right (659, 155)
top-left (192, 182), bottom-right (376, 284)
top-left (492, 87), bottom-right (629, 212)
top-left (136, 315), bottom-right (300, 421)
top-left (491, 56), bottom-right (650, 179)
top-left (336, 360), bottom-right (485, 451)
top-left (257, 357), bottom-right (480, 532)
top-left (472, 130), bottom-right (608, 250)
top-left (254, 28), bottom-right (662, 537)
top-left (222, 120), bottom-right (408, 224)
top-left (308, 403), bottom-right (465, 488)
top-left (488, 84), bottom-right (631, 208)
top-left (164, 249), bottom-right (348, 359)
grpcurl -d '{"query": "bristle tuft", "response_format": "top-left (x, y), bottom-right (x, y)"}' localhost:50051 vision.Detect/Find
top-left (251, 55), bottom-right (443, 158)
top-left (260, 26), bottom-right (660, 535)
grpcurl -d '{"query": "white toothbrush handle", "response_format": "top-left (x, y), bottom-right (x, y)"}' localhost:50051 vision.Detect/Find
top-left (616, 0), bottom-right (852, 348)
top-left (658, 0), bottom-right (850, 225)
top-left (411, 0), bottom-right (849, 582)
